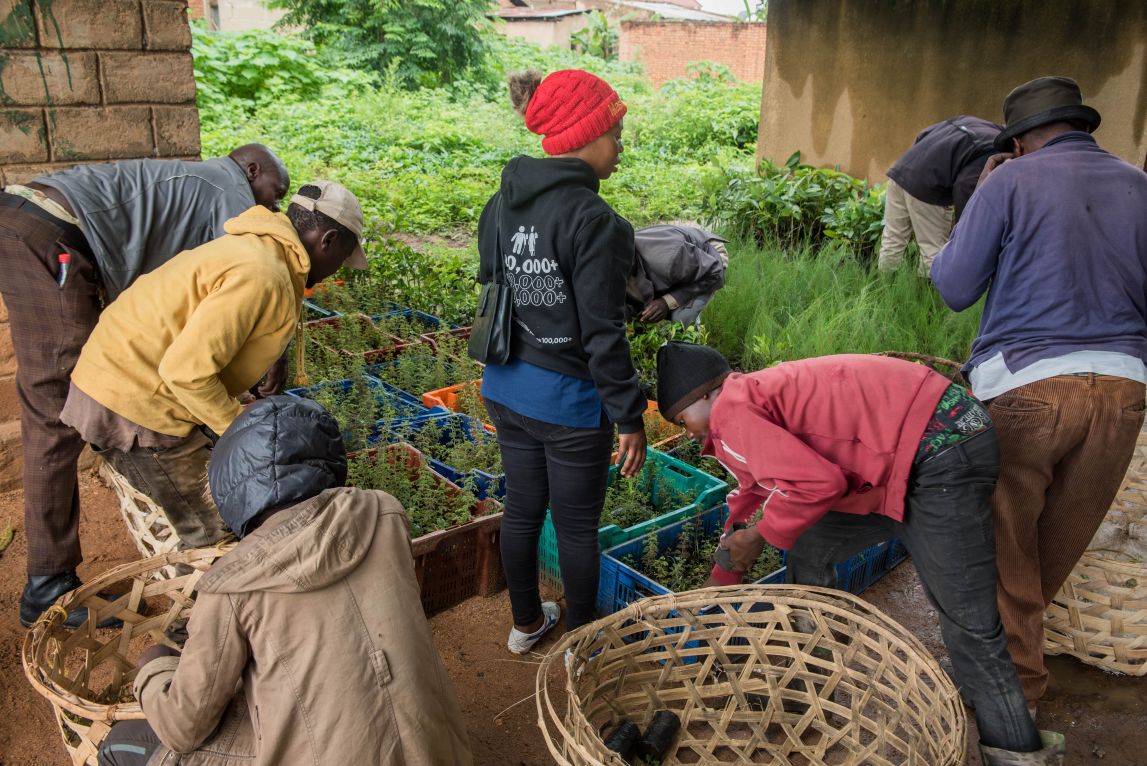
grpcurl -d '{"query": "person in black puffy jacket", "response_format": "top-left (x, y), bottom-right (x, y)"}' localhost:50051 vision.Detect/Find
top-left (476, 69), bottom-right (648, 652)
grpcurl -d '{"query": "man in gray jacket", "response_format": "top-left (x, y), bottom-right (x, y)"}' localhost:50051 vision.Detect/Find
top-left (628, 223), bottom-right (728, 324)
top-left (97, 397), bottom-right (473, 766)
top-left (0, 145), bottom-right (289, 628)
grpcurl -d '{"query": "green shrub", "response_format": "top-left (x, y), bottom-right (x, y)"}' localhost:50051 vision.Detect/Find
top-left (703, 153), bottom-right (885, 258)
top-left (267, 0), bottom-right (493, 88)
top-left (191, 23), bottom-right (375, 117)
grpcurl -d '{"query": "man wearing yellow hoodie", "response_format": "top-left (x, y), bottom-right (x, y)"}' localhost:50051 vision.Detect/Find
top-left (58, 182), bottom-right (367, 563)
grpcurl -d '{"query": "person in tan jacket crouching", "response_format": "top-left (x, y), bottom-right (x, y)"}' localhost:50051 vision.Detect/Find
top-left (97, 396), bottom-right (473, 766)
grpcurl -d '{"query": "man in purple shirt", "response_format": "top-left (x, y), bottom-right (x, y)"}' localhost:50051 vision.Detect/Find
top-left (932, 76), bottom-right (1147, 746)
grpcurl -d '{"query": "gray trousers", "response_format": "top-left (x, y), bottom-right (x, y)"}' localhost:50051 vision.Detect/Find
top-left (95, 429), bottom-right (231, 548)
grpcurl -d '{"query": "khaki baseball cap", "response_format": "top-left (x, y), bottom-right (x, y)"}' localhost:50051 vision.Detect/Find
top-left (289, 180), bottom-right (368, 269)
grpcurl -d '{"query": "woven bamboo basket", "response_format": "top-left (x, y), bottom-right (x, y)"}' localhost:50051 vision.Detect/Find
top-left (22, 547), bottom-right (232, 765)
top-left (539, 585), bottom-right (966, 766)
top-left (97, 459), bottom-right (179, 559)
top-left (1043, 426), bottom-right (1147, 675)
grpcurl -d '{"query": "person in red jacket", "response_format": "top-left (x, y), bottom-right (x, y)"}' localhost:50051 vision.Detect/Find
top-left (655, 342), bottom-right (1062, 766)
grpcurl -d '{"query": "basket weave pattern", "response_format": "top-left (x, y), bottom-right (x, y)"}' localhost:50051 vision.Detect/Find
top-left (1043, 427), bottom-right (1147, 675)
top-left (97, 459), bottom-right (179, 559)
top-left (22, 547), bottom-right (231, 765)
top-left (539, 585), bottom-right (966, 766)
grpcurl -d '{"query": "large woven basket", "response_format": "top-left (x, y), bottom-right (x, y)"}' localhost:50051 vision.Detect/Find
top-left (539, 585), bottom-right (966, 766)
top-left (97, 459), bottom-right (179, 559)
top-left (1043, 426), bottom-right (1147, 675)
top-left (22, 547), bottom-right (232, 765)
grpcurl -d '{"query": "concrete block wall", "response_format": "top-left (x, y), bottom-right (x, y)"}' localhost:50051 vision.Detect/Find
top-left (0, 0), bottom-right (201, 490)
top-left (619, 20), bottom-right (767, 87)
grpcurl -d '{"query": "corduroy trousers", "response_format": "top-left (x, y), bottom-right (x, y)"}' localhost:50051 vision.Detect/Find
top-left (988, 374), bottom-right (1145, 702)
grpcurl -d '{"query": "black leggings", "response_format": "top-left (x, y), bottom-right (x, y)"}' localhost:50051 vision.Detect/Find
top-left (485, 399), bottom-right (612, 631)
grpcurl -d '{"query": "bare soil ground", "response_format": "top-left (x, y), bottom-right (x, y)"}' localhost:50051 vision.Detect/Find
top-left (1, 473), bottom-right (1142, 765)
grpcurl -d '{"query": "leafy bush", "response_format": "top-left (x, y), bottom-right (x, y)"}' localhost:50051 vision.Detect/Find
top-left (198, 28), bottom-right (757, 235)
top-left (703, 239), bottom-right (982, 370)
top-left (629, 63), bottom-right (761, 160)
top-left (267, 0), bottom-right (493, 88)
top-left (703, 153), bottom-right (886, 258)
top-left (570, 11), bottom-right (618, 59)
top-left (191, 23), bottom-right (374, 117)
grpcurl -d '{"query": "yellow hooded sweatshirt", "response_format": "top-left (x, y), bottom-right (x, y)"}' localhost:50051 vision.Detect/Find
top-left (70, 206), bottom-right (310, 438)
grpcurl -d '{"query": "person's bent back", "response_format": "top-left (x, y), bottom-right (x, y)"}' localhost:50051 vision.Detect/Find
top-left (98, 397), bottom-right (473, 766)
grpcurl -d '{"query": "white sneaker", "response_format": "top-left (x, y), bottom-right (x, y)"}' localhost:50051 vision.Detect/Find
top-left (507, 601), bottom-right (560, 655)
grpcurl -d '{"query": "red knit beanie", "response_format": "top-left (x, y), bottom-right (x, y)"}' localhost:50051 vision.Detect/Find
top-left (524, 70), bottom-right (627, 155)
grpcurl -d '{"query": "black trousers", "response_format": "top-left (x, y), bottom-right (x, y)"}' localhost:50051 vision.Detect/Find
top-left (485, 399), bottom-right (613, 631)
top-left (786, 429), bottom-right (1042, 752)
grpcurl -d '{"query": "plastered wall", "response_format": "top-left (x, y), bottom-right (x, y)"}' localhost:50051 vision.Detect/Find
top-left (758, 0), bottom-right (1147, 182)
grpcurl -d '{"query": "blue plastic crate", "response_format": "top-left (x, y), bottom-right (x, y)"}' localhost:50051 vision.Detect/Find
top-left (382, 308), bottom-right (446, 342)
top-left (286, 377), bottom-right (447, 447)
top-left (384, 414), bottom-right (505, 501)
top-left (364, 353), bottom-right (463, 405)
top-left (538, 448), bottom-right (728, 592)
top-left (305, 291), bottom-right (400, 319)
top-left (302, 299), bottom-right (336, 321)
top-left (599, 505), bottom-right (910, 616)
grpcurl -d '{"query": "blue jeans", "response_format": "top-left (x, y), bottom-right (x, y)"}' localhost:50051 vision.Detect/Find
top-left (485, 398), bottom-right (613, 631)
top-left (786, 429), bottom-right (1042, 752)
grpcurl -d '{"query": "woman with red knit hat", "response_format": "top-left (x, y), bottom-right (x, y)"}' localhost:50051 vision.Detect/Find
top-left (476, 69), bottom-right (648, 653)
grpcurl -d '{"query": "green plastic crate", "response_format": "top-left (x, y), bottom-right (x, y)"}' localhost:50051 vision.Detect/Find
top-left (537, 448), bottom-right (728, 592)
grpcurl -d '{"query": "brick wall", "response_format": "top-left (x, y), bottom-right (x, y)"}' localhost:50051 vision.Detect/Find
top-left (619, 20), bottom-right (767, 87)
top-left (0, 0), bottom-right (200, 490)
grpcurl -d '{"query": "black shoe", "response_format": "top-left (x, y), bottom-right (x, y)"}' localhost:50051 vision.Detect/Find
top-left (20, 572), bottom-right (122, 630)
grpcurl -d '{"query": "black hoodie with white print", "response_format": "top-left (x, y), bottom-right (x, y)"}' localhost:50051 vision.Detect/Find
top-left (477, 156), bottom-right (646, 433)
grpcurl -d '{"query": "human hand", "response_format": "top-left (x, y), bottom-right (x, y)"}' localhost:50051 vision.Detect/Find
top-left (977, 153), bottom-right (1013, 187)
top-left (715, 525), bottom-right (767, 573)
top-left (640, 297), bottom-right (670, 323)
top-left (138, 644), bottom-right (180, 669)
top-left (616, 430), bottom-right (647, 478)
top-left (256, 355), bottom-right (289, 397)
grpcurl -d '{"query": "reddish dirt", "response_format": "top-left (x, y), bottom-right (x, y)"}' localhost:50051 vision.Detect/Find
top-left (1, 473), bottom-right (1143, 765)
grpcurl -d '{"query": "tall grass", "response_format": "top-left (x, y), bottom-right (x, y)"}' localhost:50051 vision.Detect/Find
top-left (704, 240), bottom-right (983, 370)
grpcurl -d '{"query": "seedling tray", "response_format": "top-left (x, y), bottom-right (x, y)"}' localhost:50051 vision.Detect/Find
top-left (421, 379), bottom-right (494, 432)
top-left (599, 504), bottom-right (910, 616)
top-left (305, 313), bottom-right (417, 366)
top-left (285, 377), bottom-right (448, 445)
top-left (420, 326), bottom-right (472, 355)
top-left (538, 448), bottom-right (728, 591)
top-left (302, 299), bottom-right (336, 321)
top-left (598, 503), bottom-right (785, 615)
top-left (364, 349), bottom-right (465, 405)
top-left (353, 444), bottom-right (505, 615)
top-left (381, 307), bottom-right (446, 342)
top-left (384, 414), bottom-right (505, 501)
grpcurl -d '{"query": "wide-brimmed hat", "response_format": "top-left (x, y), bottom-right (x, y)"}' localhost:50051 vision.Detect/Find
top-left (993, 76), bottom-right (1101, 152)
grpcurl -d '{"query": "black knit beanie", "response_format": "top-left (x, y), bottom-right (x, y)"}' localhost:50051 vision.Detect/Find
top-left (656, 341), bottom-right (731, 421)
